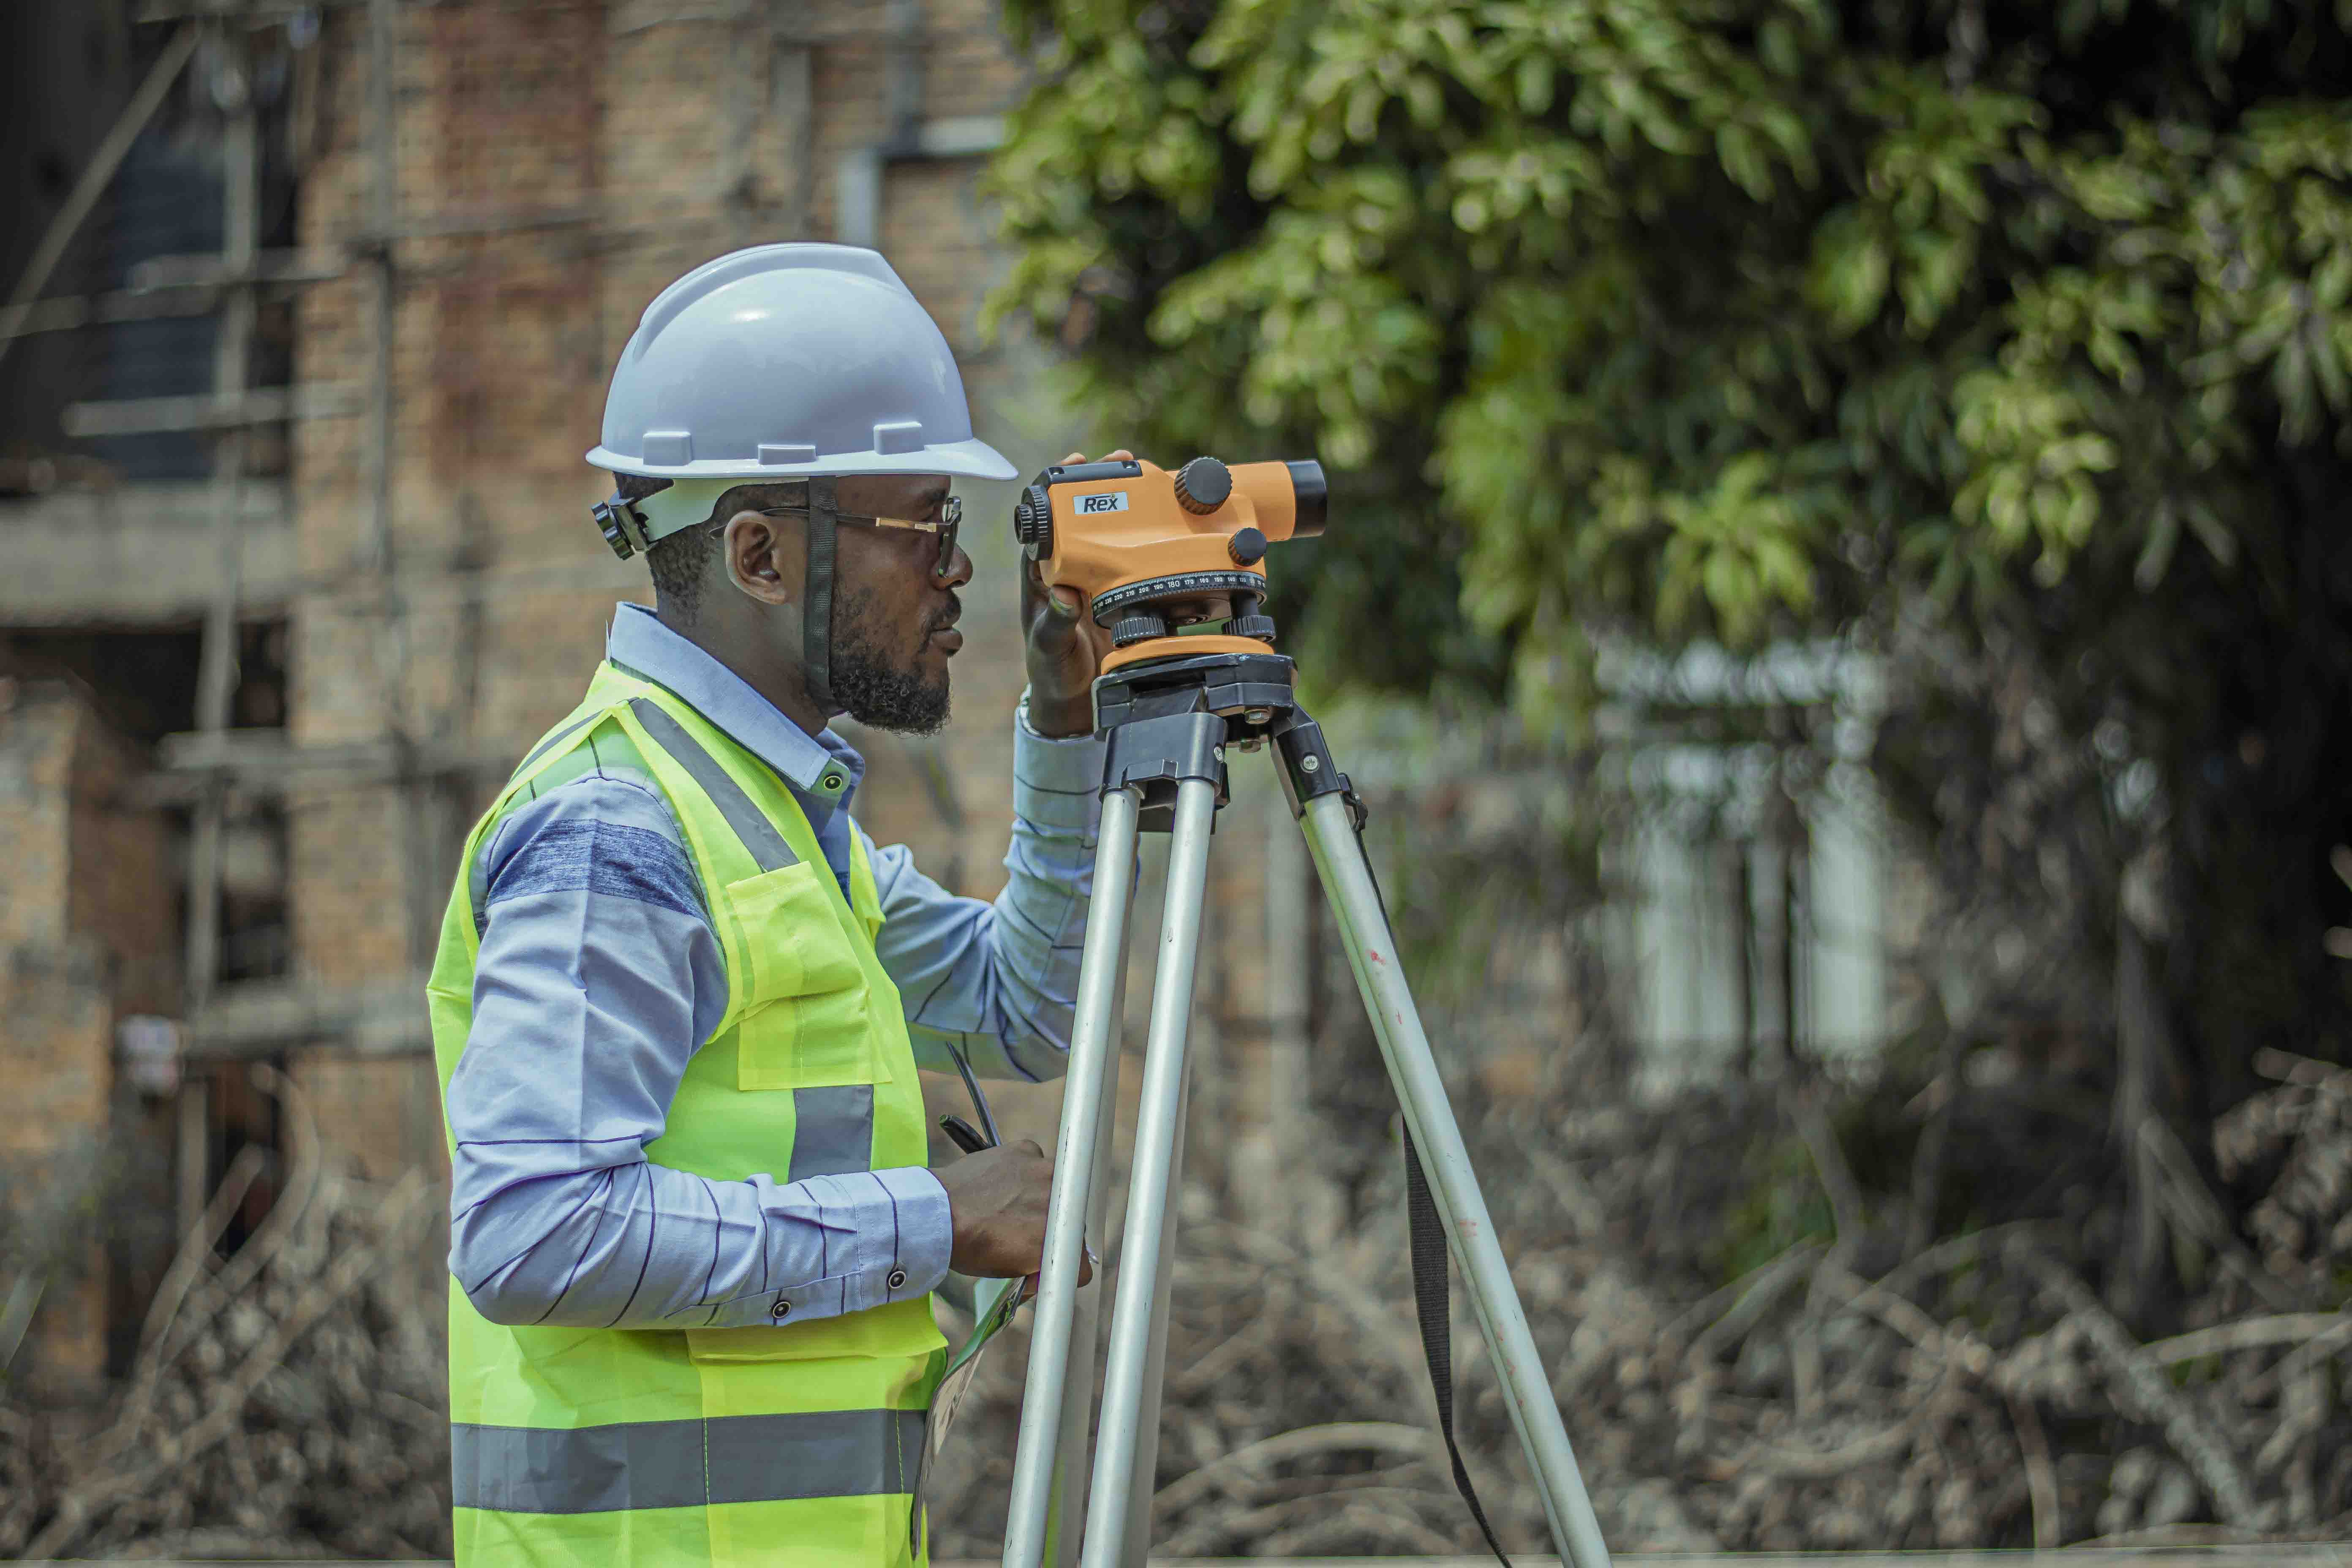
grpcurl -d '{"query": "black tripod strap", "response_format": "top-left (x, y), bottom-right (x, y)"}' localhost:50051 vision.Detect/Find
top-left (1335, 785), bottom-right (1514, 1566)
top-left (1404, 1127), bottom-right (1513, 1567)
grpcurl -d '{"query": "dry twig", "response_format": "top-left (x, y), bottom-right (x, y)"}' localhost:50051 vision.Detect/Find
top-left (2006, 1389), bottom-right (2060, 1549)
top-left (1152, 1421), bottom-right (1436, 1516)
top-left (24, 1170), bottom-right (432, 1560)
top-left (2009, 1239), bottom-right (2262, 1528)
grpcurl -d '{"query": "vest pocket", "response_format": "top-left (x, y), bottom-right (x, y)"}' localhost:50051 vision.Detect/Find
top-left (723, 862), bottom-right (884, 1091)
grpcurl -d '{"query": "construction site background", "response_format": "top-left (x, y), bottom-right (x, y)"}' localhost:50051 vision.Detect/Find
top-left (2, 0), bottom-right (1116, 1357)
top-left (0, 0), bottom-right (1403, 1547)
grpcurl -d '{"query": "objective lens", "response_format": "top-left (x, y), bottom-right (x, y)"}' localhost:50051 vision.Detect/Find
top-left (1285, 460), bottom-right (1328, 538)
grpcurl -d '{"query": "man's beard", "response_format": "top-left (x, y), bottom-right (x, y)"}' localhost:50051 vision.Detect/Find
top-left (827, 586), bottom-right (953, 735)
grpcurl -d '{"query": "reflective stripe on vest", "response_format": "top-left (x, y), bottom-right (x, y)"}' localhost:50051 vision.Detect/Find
top-left (626, 696), bottom-right (800, 874)
top-left (786, 1083), bottom-right (877, 1181)
top-left (453, 1408), bottom-right (927, 1514)
top-left (512, 708), bottom-right (605, 778)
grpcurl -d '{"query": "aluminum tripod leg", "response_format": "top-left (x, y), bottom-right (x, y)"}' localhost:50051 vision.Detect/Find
top-left (1003, 787), bottom-right (1143, 1568)
top-left (1294, 789), bottom-right (1614, 1568)
top-left (1045, 867), bottom-right (1138, 1568)
top-left (1117, 1063), bottom-right (1189, 1568)
top-left (1078, 776), bottom-right (1219, 1568)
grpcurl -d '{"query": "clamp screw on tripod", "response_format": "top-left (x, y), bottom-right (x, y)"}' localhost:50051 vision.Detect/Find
top-left (996, 647), bottom-right (1614, 1568)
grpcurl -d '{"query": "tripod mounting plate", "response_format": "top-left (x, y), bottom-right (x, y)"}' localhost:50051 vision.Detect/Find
top-left (1092, 651), bottom-right (1298, 833)
top-left (1091, 649), bottom-right (1296, 732)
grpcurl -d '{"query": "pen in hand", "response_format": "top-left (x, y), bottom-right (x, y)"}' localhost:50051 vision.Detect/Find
top-left (938, 1115), bottom-right (1094, 1292)
top-left (939, 1114), bottom-right (991, 1154)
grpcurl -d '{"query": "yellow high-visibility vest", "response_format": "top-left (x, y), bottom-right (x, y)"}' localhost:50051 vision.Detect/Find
top-left (426, 661), bottom-right (946, 1567)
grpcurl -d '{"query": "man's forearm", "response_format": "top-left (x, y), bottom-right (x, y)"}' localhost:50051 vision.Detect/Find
top-left (451, 1159), bottom-right (947, 1329)
top-left (877, 698), bottom-right (1108, 1080)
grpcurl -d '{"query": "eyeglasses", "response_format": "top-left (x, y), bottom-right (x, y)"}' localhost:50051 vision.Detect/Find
top-left (756, 494), bottom-right (962, 577)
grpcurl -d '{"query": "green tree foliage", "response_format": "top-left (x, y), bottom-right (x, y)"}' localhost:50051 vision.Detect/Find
top-left (991, 0), bottom-right (2352, 1284)
top-left (988, 0), bottom-right (2349, 707)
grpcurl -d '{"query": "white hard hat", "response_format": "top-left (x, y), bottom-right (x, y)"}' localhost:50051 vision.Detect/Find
top-left (586, 243), bottom-right (1015, 486)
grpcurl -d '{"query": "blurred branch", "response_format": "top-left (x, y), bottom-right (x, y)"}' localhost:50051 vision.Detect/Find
top-left (23, 1169), bottom-right (432, 1559)
top-left (2146, 1314), bottom-right (2349, 1365)
top-left (2010, 1239), bottom-right (2262, 1529)
top-left (1674, 1241), bottom-right (1818, 1367)
top-left (127, 1144), bottom-right (269, 1367)
top-left (2008, 1388), bottom-right (2061, 1549)
top-left (2139, 1116), bottom-right (2307, 1314)
top-left (1152, 1421), bottom-right (1437, 1517)
top-left (0, 1275), bottom-right (45, 1378)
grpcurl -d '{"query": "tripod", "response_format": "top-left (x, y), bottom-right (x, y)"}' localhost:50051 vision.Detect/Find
top-left (994, 649), bottom-right (1613, 1568)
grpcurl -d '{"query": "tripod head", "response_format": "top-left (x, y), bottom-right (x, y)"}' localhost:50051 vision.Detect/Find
top-left (1011, 455), bottom-right (1326, 673)
top-left (1085, 647), bottom-right (1348, 834)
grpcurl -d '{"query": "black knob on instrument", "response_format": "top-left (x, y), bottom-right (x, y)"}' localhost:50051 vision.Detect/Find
top-left (1173, 457), bottom-right (1232, 515)
top-left (1228, 614), bottom-right (1277, 644)
top-left (1013, 484), bottom-right (1054, 558)
top-left (1227, 527), bottom-right (1268, 566)
top-left (1111, 614), bottom-right (1168, 648)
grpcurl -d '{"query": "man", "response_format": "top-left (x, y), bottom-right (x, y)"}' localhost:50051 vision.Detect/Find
top-left (424, 244), bottom-right (1115, 1567)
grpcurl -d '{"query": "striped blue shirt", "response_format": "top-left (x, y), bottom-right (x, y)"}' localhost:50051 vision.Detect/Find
top-left (445, 603), bottom-right (1105, 1329)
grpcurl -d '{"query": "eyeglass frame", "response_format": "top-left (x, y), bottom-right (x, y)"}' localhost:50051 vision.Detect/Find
top-left (752, 493), bottom-right (962, 577)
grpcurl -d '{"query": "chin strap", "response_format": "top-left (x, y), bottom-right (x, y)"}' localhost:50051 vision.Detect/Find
top-left (798, 475), bottom-right (843, 718)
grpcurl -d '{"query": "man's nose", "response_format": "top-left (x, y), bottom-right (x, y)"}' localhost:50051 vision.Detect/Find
top-left (936, 540), bottom-right (973, 588)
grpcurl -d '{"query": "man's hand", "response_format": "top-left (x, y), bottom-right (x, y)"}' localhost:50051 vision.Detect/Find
top-left (1021, 448), bottom-right (1128, 738)
top-left (935, 1138), bottom-right (1092, 1283)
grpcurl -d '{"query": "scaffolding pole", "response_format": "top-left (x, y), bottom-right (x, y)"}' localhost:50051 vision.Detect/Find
top-left (177, 16), bottom-right (263, 1241)
top-left (0, 23), bottom-right (200, 375)
top-left (364, 0), bottom-right (436, 974)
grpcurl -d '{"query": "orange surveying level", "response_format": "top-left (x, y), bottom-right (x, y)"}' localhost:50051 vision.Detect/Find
top-left (1011, 455), bottom-right (1327, 672)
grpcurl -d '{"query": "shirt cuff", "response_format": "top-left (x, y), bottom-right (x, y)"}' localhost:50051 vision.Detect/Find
top-left (871, 1165), bottom-right (953, 1301)
top-left (715, 1167), bottom-right (953, 1328)
top-left (1015, 688), bottom-right (1108, 832)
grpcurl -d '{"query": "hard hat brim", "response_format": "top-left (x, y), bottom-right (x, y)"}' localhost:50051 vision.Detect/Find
top-left (587, 437), bottom-right (1018, 485)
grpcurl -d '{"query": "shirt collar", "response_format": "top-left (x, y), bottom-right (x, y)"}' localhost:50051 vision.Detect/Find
top-left (605, 602), bottom-right (863, 815)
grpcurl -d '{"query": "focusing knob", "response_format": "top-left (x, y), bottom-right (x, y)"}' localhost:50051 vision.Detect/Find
top-left (1227, 527), bottom-right (1268, 566)
top-left (1013, 484), bottom-right (1054, 557)
top-left (1229, 614), bottom-right (1278, 644)
top-left (1111, 614), bottom-right (1168, 648)
top-left (1173, 457), bottom-right (1232, 515)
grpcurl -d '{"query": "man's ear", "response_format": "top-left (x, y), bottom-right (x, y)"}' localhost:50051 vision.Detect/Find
top-left (720, 510), bottom-right (801, 608)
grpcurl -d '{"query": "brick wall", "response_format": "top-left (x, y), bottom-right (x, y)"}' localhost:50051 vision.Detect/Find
top-left (278, 0), bottom-right (1146, 1174)
top-left (0, 681), bottom-right (176, 1394)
